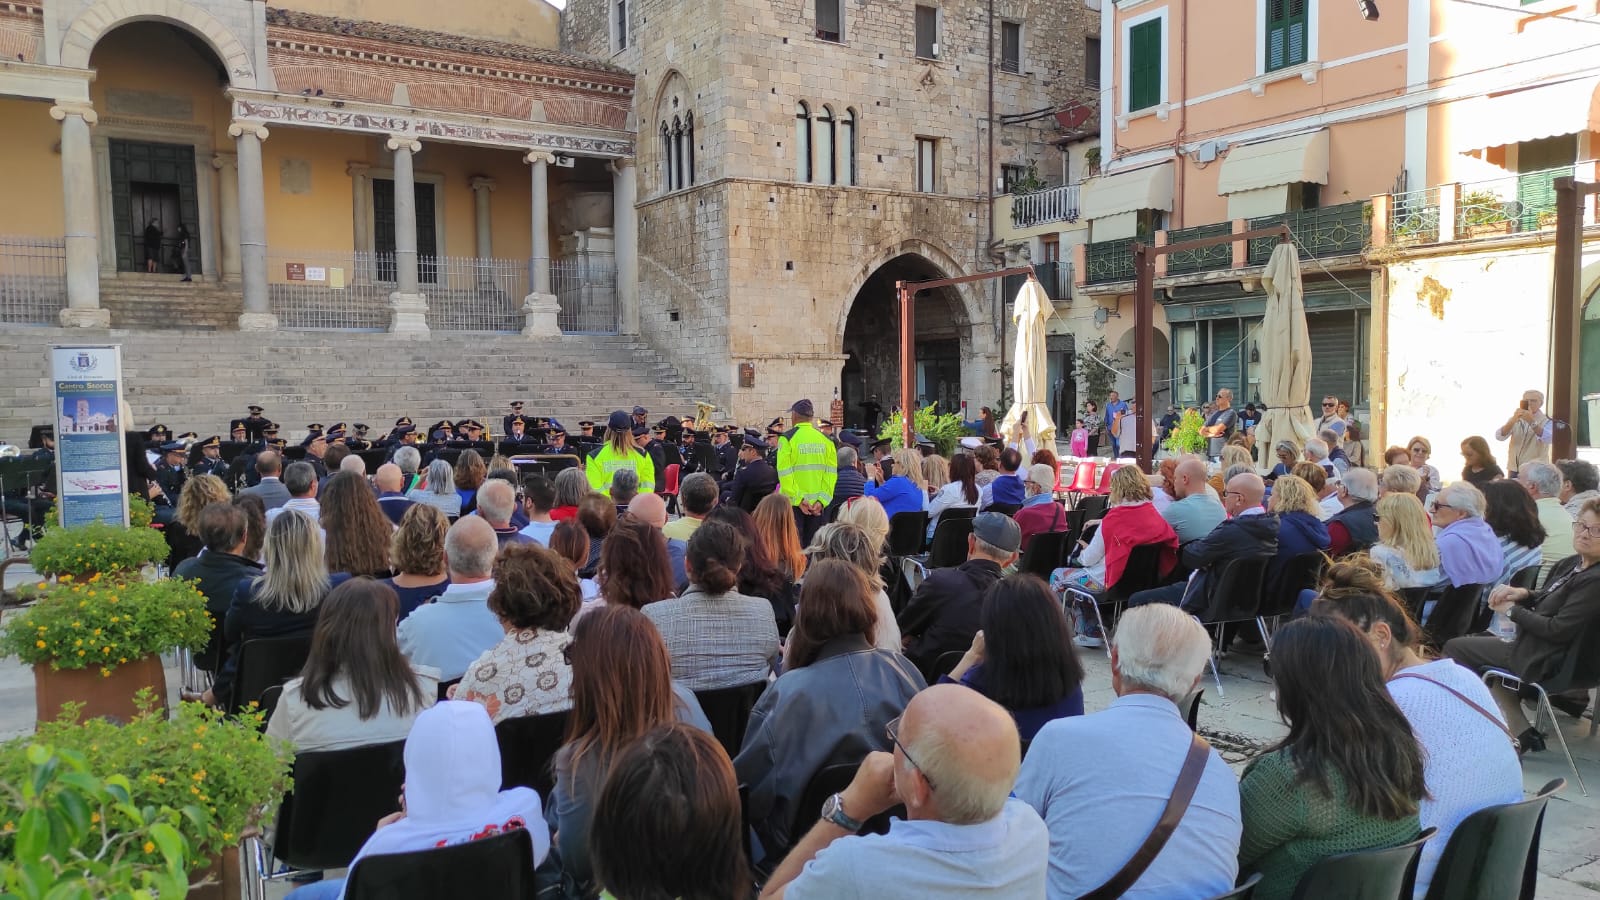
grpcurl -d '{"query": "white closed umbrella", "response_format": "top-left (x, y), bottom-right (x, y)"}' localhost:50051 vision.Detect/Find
top-left (1000, 278), bottom-right (1058, 446)
top-left (1253, 243), bottom-right (1316, 471)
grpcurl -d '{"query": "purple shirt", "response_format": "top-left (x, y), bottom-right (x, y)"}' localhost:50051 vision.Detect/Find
top-left (1436, 516), bottom-right (1503, 588)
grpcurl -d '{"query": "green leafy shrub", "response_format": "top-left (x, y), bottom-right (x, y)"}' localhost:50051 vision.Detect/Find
top-left (0, 742), bottom-right (194, 900)
top-left (0, 577), bottom-right (212, 672)
top-left (1163, 409), bottom-right (1208, 455)
top-left (878, 405), bottom-right (973, 456)
top-left (0, 694), bottom-right (292, 863)
top-left (29, 521), bottom-right (168, 579)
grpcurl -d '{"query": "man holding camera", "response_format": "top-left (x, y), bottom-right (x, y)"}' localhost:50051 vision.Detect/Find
top-left (1496, 390), bottom-right (1553, 478)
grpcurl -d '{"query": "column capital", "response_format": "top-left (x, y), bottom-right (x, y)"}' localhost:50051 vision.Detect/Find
top-left (50, 102), bottom-right (97, 125)
top-left (212, 152), bottom-right (238, 171)
top-left (469, 176), bottom-right (497, 192)
top-left (608, 157), bottom-right (636, 174)
top-left (524, 150), bottom-right (557, 166)
top-left (386, 136), bottom-right (422, 154)
top-left (347, 161), bottom-right (371, 177)
top-left (228, 120), bottom-right (269, 141)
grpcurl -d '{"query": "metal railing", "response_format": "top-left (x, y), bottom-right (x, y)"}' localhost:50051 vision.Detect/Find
top-left (425, 256), bottom-right (527, 333)
top-left (1164, 222), bottom-right (1234, 276)
top-left (0, 236), bottom-right (67, 326)
top-left (552, 253), bottom-right (618, 334)
top-left (1084, 238), bottom-right (1135, 285)
top-left (1011, 184), bottom-right (1081, 229)
top-left (1389, 187), bottom-right (1442, 245)
top-left (1454, 163), bottom-right (1581, 237)
top-left (1034, 260), bottom-right (1072, 302)
top-left (267, 250), bottom-right (392, 331)
top-left (1250, 200), bottom-right (1368, 265)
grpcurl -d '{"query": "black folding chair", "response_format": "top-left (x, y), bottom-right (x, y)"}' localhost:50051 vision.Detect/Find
top-left (1019, 531), bottom-right (1070, 580)
top-left (495, 710), bottom-right (572, 799)
top-left (1483, 615), bottom-right (1600, 795)
top-left (924, 517), bottom-right (974, 568)
top-left (1192, 556), bottom-right (1272, 698)
top-left (227, 634), bottom-right (312, 717)
top-left (985, 502), bottom-right (1021, 516)
top-left (694, 681), bottom-right (767, 758)
top-left (886, 511), bottom-right (929, 558)
top-left (1259, 552), bottom-right (1326, 671)
top-left (1289, 828), bottom-right (1435, 900)
top-left (940, 506), bottom-right (978, 523)
top-left (932, 650), bottom-right (966, 680)
top-left (1063, 543), bottom-right (1174, 661)
top-left (790, 762), bottom-right (902, 846)
top-left (345, 819), bottom-right (538, 900)
top-left (1421, 582), bottom-right (1488, 649)
top-left (1422, 778), bottom-right (1564, 900)
top-left (1076, 494), bottom-right (1109, 520)
top-left (245, 739), bottom-right (408, 892)
top-left (1209, 872), bottom-right (1263, 900)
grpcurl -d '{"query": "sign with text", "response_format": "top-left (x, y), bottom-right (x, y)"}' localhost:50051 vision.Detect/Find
top-left (50, 345), bottom-right (129, 528)
top-left (285, 262), bottom-right (306, 281)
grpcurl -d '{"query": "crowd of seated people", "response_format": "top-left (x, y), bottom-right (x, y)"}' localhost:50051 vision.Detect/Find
top-left (132, 401), bottom-right (1600, 900)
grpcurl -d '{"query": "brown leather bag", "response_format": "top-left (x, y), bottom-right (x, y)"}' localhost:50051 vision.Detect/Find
top-left (1079, 733), bottom-right (1213, 900)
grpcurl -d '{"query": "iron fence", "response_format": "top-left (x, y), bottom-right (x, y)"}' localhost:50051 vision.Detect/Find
top-left (1035, 260), bottom-right (1072, 302)
top-left (1165, 222), bottom-right (1234, 276)
top-left (1250, 200), bottom-right (1368, 265)
top-left (267, 250), bottom-right (391, 330)
top-left (552, 253), bottom-right (619, 334)
top-left (1084, 238), bottom-right (1135, 285)
top-left (1454, 163), bottom-right (1585, 237)
top-left (425, 256), bottom-right (527, 333)
top-left (1011, 184), bottom-right (1082, 229)
top-left (0, 236), bottom-right (66, 326)
top-left (1389, 187), bottom-right (1442, 245)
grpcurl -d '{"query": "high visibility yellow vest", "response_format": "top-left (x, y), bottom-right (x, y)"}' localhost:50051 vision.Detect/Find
top-left (586, 443), bottom-right (655, 496)
top-left (777, 422), bottom-right (837, 508)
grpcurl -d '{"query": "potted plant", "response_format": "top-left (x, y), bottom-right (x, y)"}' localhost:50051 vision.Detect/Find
top-left (1162, 409), bottom-right (1208, 456)
top-left (1460, 190), bottom-right (1513, 237)
top-left (0, 742), bottom-right (195, 899)
top-left (1083, 147), bottom-right (1101, 177)
top-left (0, 695), bottom-right (293, 898)
top-left (3, 522), bottom-right (211, 722)
top-left (1537, 209), bottom-right (1559, 229)
top-left (877, 404), bottom-right (973, 456)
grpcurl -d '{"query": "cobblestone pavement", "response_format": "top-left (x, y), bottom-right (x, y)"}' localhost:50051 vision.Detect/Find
top-left (5, 554), bottom-right (1600, 897)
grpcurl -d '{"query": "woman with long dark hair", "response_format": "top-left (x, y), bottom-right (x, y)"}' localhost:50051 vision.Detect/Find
top-left (643, 520), bottom-right (779, 691)
top-left (548, 605), bottom-right (709, 895)
top-left (926, 451), bottom-right (980, 539)
top-left (1460, 436), bottom-right (1504, 486)
top-left (576, 492), bottom-right (616, 578)
top-left (1239, 615), bottom-right (1426, 899)
top-left (735, 560), bottom-right (924, 863)
top-left (1310, 563), bottom-right (1522, 898)
top-left (705, 504), bottom-right (796, 634)
top-left (597, 518), bottom-right (676, 611)
top-left (320, 471), bottom-right (394, 577)
top-left (551, 518), bottom-right (600, 601)
top-left (266, 578), bottom-right (435, 752)
top-left (1481, 479), bottom-right (1545, 587)
top-left (945, 574), bottom-right (1084, 742)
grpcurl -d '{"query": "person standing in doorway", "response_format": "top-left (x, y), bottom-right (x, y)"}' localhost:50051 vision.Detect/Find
top-left (176, 223), bottom-right (193, 282)
top-left (143, 219), bottom-right (163, 274)
top-left (1104, 391), bottom-right (1128, 457)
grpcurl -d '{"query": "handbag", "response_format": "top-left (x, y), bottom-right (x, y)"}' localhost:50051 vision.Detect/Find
top-left (1080, 733), bottom-right (1212, 900)
top-left (1390, 671), bottom-right (1520, 751)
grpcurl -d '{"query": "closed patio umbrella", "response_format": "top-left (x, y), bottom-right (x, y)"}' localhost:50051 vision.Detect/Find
top-left (1253, 242), bottom-right (1316, 471)
top-left (1000, 277), bottom-right (1058, 446)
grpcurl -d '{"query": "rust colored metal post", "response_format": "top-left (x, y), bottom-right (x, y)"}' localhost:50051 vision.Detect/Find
top-left (1552, 178), bottom-right (1582, 461)
top-left (898, 280), bottom-right (915, 449)
top-left (1133, 243), bottom-right (1154, 471)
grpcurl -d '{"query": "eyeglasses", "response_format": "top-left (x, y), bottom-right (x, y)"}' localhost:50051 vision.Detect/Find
top-left (1579, 523), bottom-right (1600, 537)
top-left (885, 715), bottom-right (935, 791)
top-left (1223, 490), bottom-right (1245, 499)
top-left (1322, 402), bottom-right (1336, 408)
top-left (1409, 447), bottom-right (1427, 455)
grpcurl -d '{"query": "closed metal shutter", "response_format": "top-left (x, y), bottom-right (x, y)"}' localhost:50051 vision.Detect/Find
top-left (1210, 318), bottom-right (1243, 402)
top-left (1307, 310), bottom-right (1358, 415)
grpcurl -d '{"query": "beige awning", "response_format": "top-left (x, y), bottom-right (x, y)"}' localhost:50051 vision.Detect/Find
top-left (1452, 76), bottom-right (1600, 151)
top-left (1216, 130), bottom-right (1329, 195)
top-left (1080, 163), bottom-right (1174, 220)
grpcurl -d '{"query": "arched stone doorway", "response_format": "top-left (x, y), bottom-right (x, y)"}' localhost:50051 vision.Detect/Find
top-left (840, 253), bottom-right (969, 432)
top-left (1113, 326), bottom-right (1173, 410)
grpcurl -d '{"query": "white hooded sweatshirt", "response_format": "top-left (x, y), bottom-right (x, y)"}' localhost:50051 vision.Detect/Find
top-left (340, 700), bottom-right (550, 894)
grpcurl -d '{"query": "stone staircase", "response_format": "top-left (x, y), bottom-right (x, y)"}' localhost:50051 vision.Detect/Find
top-left (0, 326), bottom-right (711, 442)
top-left (99, 274), bottom-right (243, 331)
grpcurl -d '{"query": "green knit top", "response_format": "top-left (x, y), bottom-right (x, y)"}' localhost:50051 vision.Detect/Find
top-left (1238, 749), bottom-right (1421, 900)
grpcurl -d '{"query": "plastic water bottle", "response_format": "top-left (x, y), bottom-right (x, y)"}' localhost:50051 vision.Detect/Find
top-left (1490, 610), bottom-right (1517, 642)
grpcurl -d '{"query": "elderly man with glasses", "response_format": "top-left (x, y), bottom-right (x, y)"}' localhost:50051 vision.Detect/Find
top-left (1315, 395), bottom-right (1348, 439)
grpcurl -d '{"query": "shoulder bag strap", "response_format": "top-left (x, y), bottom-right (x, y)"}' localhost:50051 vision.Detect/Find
top-left (1390, 672), bottom-right (1517, 745)
top-left (1080, 733), bottom-right (1212, 900)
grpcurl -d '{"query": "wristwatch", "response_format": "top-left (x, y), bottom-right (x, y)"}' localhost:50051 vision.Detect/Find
top-left (820, 792), bottom-right (864, 832)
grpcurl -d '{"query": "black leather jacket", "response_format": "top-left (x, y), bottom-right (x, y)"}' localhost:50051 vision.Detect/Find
top-left (733, 634), bottom-right (925, 862)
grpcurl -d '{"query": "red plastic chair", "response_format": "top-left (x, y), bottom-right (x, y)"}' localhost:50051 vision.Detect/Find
top-left (661, 463), bottom-right (681, 497)
top-left (1095, 462), bottom-right (1122, 495)
top-left (1062, 461), bottom-right (1097, 506)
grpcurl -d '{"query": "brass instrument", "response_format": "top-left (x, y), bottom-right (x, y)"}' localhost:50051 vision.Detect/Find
top-left (693, 401), bottom-right (718, 432)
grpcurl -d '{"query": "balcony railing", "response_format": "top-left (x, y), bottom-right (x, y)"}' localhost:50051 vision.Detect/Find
top-left (1164, 222), bottom-right (1233, 276)
top-left (1011, 184), bottom-right (1081, 229)
top-left (1376, 163), bottom-right (1599, 249)
top-left (0, 236), bottom-right (66, 326)
top-left (1388, 187), bottom-right (1443, 245)
top-left (1084, 238), bottom-right (1135, 285)
top-left (1249, 201), bottom-right (1368, 265)
top-left (1035, 260), bottom-right (1072, 302)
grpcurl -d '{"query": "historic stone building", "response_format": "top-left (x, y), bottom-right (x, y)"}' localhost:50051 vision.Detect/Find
top-left (562, 0), bottom-right (1099, 426)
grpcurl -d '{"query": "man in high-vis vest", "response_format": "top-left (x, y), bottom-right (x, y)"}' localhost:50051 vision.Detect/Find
top-left (777, 398), bottom-right (837, 546)
top-left (586, 409), bottom-right (655, 497)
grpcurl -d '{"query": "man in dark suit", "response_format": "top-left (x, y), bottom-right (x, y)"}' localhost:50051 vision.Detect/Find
top-left (1128, 472), bottom-right (1278, 613)
top-left (721, 431), bottom-right (778, 511)
top-left (240, 450), bottom-right (291, 510)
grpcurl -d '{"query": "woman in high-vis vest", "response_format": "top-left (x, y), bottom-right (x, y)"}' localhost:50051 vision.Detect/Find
top-left (586, 409), bottom-right (655, 496)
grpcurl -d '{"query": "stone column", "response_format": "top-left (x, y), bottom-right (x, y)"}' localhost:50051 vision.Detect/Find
top-left (470, 176), bottom-right (496, 291)
top-left (521, 151), bottom-right (559, 337)
top-left (211, 153), bottom-right (241, 281)
top-left (229, 120), bottom-right (277, 331)
top-left (386, 136), bottom-right (428, 336)
top-left (348, 162), bottom-right (371, 281)
top-left (52, 102), bottom-right (106, 328)
top-left (611, 158), bottom-right (639, 335)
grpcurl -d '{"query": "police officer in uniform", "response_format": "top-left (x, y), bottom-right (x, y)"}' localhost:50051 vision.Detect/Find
top-left (586, 410), bottom-right (655, 497)
top-left (347, 424), bottom-right (374, 453)
top-left (777, 399), bottom-right (838, 546)
top-left (720, 429), bottom-right (778, 511)
top-left (712, 426), bottom-right (739, 482)
top-left (503, 401), bottom-right (526, 438)
top-left (302, 426), bottom-right (330, 479)
top-left (144, 424), bottom-right (171, 469)
top-left (189, 436), bottom-right (227, 478)
top-left (242, 405), bottom-right (270, 443)
top-left (154, 440), bottom-right (189, 501)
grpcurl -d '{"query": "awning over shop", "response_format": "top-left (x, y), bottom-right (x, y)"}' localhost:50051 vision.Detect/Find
top-left (1080, 162), bottom-right (1174, 219)
top-left (1452, 76), bottom-right (1600, 151)
top-left (1216, 130), bottom-right (1329, 195)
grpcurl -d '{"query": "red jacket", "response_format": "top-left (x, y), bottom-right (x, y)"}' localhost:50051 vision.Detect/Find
top-left (1099, 502), bottom-right (1179, 587)
top-left (1015, 499), bottom-right (1068, 551)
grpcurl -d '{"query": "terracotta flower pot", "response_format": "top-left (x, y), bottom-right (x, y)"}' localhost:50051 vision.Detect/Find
top-left (33, 653), bottom-right (167, 724)
top-left (188, 845), bottom-right (242, 900)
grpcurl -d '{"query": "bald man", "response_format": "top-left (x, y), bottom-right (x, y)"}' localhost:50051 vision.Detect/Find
top-left (1128, 472), bottom-right (1279, 614)
top-left (374, 463), bottom-right (416, 526)
top-left (762, 684), bottom-right (1048, 899)
top-left (1162, 456), bottom-right (1227, 544)
top-left (397, 516), bottom-right (504, 681)
top-left (624, 492), bottom-right (688, 586)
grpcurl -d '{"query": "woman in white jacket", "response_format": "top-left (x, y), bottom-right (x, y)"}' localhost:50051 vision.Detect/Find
top-left (925, 452), bottom-right (980, 540)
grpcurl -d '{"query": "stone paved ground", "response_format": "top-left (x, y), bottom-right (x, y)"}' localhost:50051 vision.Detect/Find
top-left (5, 548), bottom-right (1600, 896)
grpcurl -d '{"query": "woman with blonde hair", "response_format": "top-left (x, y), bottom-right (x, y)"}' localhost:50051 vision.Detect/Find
top-left (1408, 436), bottom-right (1443, 495)
top-left (862, 447), bottom-right (929, 518)
top-left (805, 522), bottom-right (900, 652)
top-left (177, 473), bottom-right (231, 533)
top-left (837, 495), bottom-right (891, 551)
top-left (1268, 474), bottom-right (1332, 596)
top-left (921, 453), bottom-right (950, 496)
top-left (752, 492), bottom-right (807, 582)
top-left (1052, 465), bottom-right (1178, 647)
top-left (1221, 443), bottom-right (1253, 475)
top-left (1371, 492), bottom-right (1444, 589)
top-left (381, 503), bottom-right (451, 621)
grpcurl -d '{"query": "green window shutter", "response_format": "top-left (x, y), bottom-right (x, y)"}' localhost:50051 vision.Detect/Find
top-left (1265, 0), bottom-right (1308, 71)
top-left (1128, 20), bottom-right (1162, 111)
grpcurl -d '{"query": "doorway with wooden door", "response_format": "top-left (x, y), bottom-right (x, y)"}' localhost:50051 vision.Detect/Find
top-left (109, 139), bottom-right (201, 273)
